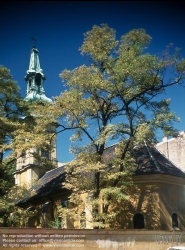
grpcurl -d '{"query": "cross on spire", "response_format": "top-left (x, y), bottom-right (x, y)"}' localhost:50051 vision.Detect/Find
top-left (31, 36), bottom-right (37, 47)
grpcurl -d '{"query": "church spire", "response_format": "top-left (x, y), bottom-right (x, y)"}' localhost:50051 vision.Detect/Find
top-left (24, 44), bottom-right (52, 103)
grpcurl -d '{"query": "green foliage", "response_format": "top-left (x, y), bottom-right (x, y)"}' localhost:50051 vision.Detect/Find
top-left (0, 185), bottom-right (36, 227)
top-left (0, 65), bottom-right (57, 171)
top-left (52, 24), bottom-right (185, 228)
top-left (0, 65), bottom-right (57, 163)
top-left (49, 213), bottom-right (63, 229)
top-left (0, 66), bottom-right (56, 227)
top-left (0, 66), bottom-right (24, 223)
top-left (80, 24), bottom-right (118, 62)
top-left (0, 66), bottom-right (24, 157)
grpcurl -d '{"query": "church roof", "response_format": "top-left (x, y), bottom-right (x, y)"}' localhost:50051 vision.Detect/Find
top-left (102, 143), bottom-right (185, 177)
top-left (17, 166), bottom-right (66, 205)
top-left (133, 143), bottom-right (185, 177)
top-left (17, 143), bottom-right (185, 206)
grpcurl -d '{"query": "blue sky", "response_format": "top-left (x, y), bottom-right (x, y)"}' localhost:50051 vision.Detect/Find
top-left (1, 1), bottom-right (185, 163)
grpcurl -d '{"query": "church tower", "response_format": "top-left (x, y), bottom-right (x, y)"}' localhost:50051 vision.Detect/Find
top-left (24, 45), bottom-right (52, 103)
top-left (14, 44), bottom-right (57, 187)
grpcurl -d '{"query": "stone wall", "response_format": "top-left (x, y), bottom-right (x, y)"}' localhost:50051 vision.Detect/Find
top-left (156, 131), bottom-right (185, 172)
top-left (0, 228), bottom-right (185, 250)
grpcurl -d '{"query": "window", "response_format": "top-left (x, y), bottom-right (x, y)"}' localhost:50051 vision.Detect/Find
top-left (29, 79), bottom-right (32, 87)
top-left (21, 151), bottom-right (26, 164)
top-left (41, 148), bottom-right (49, 159)
top-left (133, 213), bottom-right (144, 229)
top-left (61, 199), bottom-right (68, 208)
top-left (35, 74), bottom-right (41, 86)
top-left (172, 213), bottom-right (178, 228)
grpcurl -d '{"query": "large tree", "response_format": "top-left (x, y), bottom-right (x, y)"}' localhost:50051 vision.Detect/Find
top-left (49, 24), bottom-right (185, 228)
top-left (0, 65), bottom-right (27, 225)
top-left (0, 65), bottom-right (26, 197)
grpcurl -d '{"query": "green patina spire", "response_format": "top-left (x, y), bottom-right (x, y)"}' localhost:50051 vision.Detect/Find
top-left (24, 43), bottom-right (52, 103)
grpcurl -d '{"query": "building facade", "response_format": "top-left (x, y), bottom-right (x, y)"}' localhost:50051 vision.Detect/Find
top-left (16, 143), bottom-right (185, 230)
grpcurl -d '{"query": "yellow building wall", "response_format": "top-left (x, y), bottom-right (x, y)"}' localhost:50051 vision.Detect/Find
top-left (21, 174), bottom-right (185, 231)
top-left (20, 171), bottom-right (27, 186)
top-left (109, 183), bottom-right (160, 229)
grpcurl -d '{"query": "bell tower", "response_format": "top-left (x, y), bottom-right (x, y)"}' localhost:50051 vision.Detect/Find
top-left (14, 43), bottom-right (57, 187)
top-left (24, 42), bottom-right (52, 103)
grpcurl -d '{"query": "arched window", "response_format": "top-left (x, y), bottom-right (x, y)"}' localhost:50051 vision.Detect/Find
top-left (172, 213), bottom-right (178, 228)
top-left (133, 213), bottom-right (144, 229)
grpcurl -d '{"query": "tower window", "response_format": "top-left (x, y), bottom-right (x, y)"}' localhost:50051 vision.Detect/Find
top-left (41, 149), bottom-right (49, 159)
top-left (35, 74), bottom-right (41, 86)
top-left (29, 79), bottom-right (32, 87)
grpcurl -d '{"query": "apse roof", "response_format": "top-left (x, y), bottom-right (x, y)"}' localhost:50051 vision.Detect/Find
top-left (133, 143), bottom-right (185, 177)
top-left (102, 142), bottom-right (185, 177)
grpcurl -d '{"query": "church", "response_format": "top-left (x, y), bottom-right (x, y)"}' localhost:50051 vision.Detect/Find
top-left (14, 45), bottom-right (185, 230)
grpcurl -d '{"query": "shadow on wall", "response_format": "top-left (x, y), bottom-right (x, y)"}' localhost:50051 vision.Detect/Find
top-left (110, 184), bottom-right (160, 229)
top-left (159, 184), bottom-right (185, 231)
